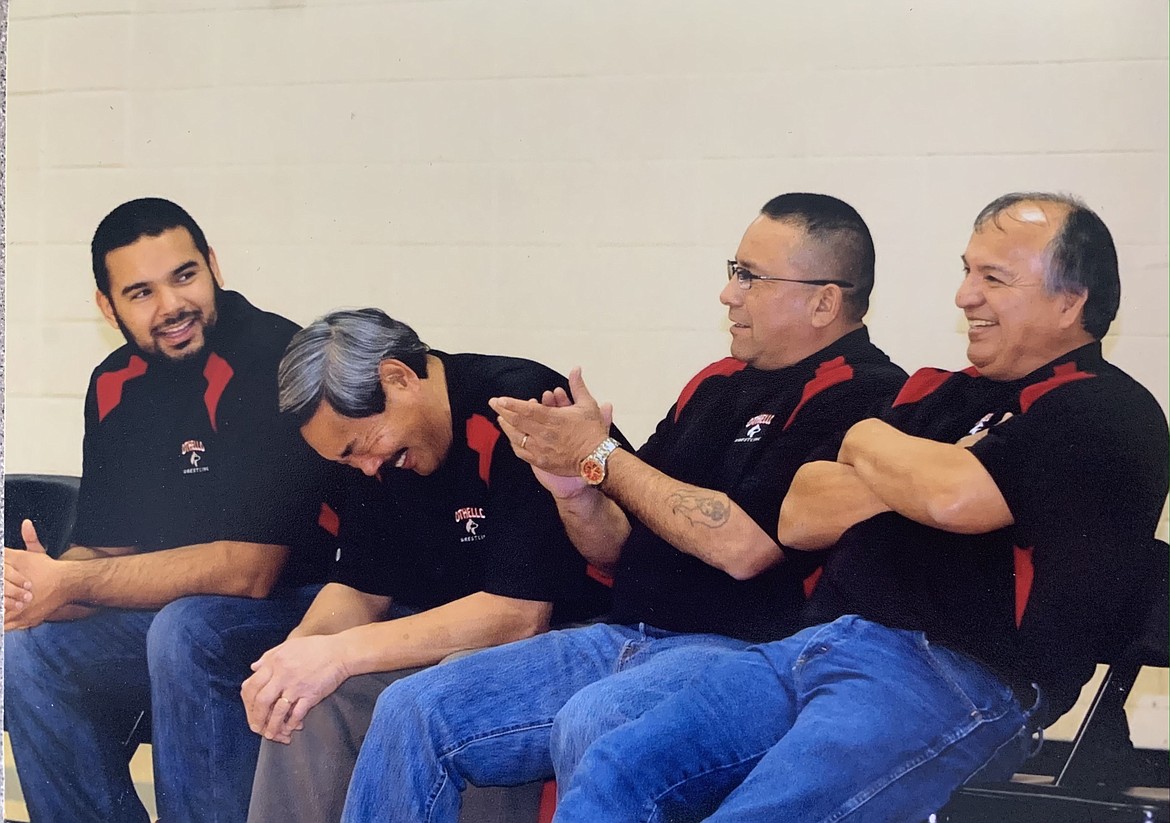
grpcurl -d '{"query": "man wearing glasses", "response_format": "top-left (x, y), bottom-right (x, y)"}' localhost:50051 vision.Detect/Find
top-left (338, 193), bottom-right (908, 821)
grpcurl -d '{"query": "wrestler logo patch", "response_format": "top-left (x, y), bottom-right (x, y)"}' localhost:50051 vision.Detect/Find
top-left (180, 439), bottom-right (210, 475)
top-left (735, 413), bottom-right (774, 443)
top-left (967, 411), bottom-right (1012, 437)
top-left (455, 506), bottom-right (487, 542)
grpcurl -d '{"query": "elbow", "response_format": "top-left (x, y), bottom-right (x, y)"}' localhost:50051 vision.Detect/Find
top-left (227, 545), bottom-right (289, 599)
top-left (776, 501), bottom-right (803, 549)
top-left (777, 499), bottom-right (826, 552)
top-left (500, 602), bottom-right (554, 644)
top-left (231, 573), bottom-right (278, 599)
top-left (923, 489), bottom-right (997, 534)
top-left (232, 562), bottom-right (283, 599)
top-left (722, 539), bottom-right (784, 582)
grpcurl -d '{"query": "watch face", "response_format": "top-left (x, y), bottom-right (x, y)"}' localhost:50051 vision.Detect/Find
top-left (581, 457), bottom-right (605, 486)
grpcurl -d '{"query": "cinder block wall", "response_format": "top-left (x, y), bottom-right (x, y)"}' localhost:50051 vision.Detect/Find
top-left (5, 1), bottom-right (1167, 526)
top-left (3, 0), bottom-right (1168, 740)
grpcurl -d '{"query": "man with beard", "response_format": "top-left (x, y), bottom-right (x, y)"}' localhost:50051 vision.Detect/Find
top-left (4, 197), bottom-right (337, 823)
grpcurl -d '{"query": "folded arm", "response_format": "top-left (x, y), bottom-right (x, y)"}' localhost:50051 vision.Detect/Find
top-left (838, 418), bottom-right (1013, 533)
top-left (778, 461), bottom-right (892, 550)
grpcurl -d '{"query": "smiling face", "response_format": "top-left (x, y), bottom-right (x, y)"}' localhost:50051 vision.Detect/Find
top-left (299, 359), bottom-right (452, 477)
top-left (96, 227), bottom-right (221, 361)
top-left (957, 200), bottom-right (1091, 381)
top-left (720, 215), bottom-right (833, 370)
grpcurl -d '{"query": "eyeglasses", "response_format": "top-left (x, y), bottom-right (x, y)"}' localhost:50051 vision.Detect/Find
top-left (727, 260), bottom-right (854, 291)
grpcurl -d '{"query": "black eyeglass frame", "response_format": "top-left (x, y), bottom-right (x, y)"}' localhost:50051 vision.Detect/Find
top-left (726, 260), bottom-right (854, 290)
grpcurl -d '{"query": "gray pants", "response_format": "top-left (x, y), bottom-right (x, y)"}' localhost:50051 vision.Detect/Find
top-left (247, 663), bottom-right (545, 823)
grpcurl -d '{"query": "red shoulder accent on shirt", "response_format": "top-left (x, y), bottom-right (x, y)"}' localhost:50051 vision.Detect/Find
top-left (203, 353), bottom-right (235, 432)
top-left (783, 356), bottom-right (854, 431)
top-left (467, 413), bottom-right (501, 486)
top-left (96, 355), bottom-right (148, 421)
top-left (1014, 545), bottom-right (1034, 628)
top-left (802, 566), bottom-right (824, 600)
top-left (318, 503), bottom-right (340, 537)
top-left (1018, 362), bottom-right (1096, 414)
top-left (891, 368), bottom-right (956, 408)
top-left (586, 565), bottom-right (614, 588)
top-left (673, 358), bottom-right (747, 422)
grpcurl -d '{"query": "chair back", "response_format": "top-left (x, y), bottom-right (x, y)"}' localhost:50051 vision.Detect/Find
top-left (3, 474), bottom-right (82, 558)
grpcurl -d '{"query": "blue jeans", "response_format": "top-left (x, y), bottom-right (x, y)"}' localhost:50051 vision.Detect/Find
top-left (553, 616), bottom-right (1041, 823)
top-left (340, 622), bottom-right (750, 822)
top-left (4, 587), bottom-right (319, 823)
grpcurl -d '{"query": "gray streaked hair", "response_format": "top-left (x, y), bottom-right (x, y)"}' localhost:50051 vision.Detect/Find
top-left (278, 308), bottom-right (430, 426)
top-left (974, 192), bottom-right (1119, 339)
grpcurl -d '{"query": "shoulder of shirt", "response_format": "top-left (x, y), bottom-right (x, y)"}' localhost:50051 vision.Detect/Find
top-left (672, 357), bottom-right (748, 420)
top-left (89, 343), bottom-right (140, 383)
top-left (210, 292), bottom-right (300, 367)
top-left (890, 365), bottom-right (980, 407)
top-left (444, 352), bottom-right (569, 403)
top-left (1019, 358), bottom-right (1165, 422)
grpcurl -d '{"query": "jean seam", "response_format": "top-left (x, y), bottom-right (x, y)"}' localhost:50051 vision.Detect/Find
top-left (422, 719), bottom-right (555, 822)
top-left (960, 718), bottom-right (1032, 786)
top-left (435, 718), bottom-right (556, 760)
top-left (423, 769), bottom-right (451, 823)
top-left (790, 622), bottom-right (842, 700)
top-left (916, 637), bottom-right (1011, 719)
top-left (644, 745), bottom-right (776, 823)
top-left (828, 715), bottom-right (980, 822)
top-left (826, 683), bottom-right (1017, 823)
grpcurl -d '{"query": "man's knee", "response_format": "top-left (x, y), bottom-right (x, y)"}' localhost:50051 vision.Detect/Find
top-left (550, 679), bottom-right (620, 774)
top-left (2, 628), bottom-right (40, 701)
top-left (146, 596), bottom-right (228, 674)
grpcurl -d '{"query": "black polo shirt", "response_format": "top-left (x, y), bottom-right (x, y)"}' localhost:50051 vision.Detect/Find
top-left (609, 328), bottom-right (907, 642)
top-left (72, 290), bottom-right (337, 587)
top-left (807, 342), bottom-right (1169, 723)
top-left (329, 352), bottom-right (611, 624)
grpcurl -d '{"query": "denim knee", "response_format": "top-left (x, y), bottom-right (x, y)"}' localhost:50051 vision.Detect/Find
top-left (550, 682), bottom-right (608, 774)
top-left (2, 628), bottom-right (37, 701)
top-left (146, 597), bottom-right (221, 676)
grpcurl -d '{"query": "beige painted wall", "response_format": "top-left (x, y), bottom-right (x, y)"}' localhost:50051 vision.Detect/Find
top-left (6, 1), bottom-right (1168, 481)
top-left (2, 0), bottom-right (1167, 736)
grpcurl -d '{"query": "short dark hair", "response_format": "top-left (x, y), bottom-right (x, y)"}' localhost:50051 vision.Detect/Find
top-left (91, 198), bottom-right (212, 296)
top-left (278, 308), bottom-right (431, 427)
top-left (760, 193), bottom-right (875, 322)
top-left (974, 192), bottom-right (1119, 339)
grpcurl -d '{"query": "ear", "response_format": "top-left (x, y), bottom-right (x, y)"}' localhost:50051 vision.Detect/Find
top-left (1056, 288), bottom-right (1089, 331)
top-left (378, 358), bottom-right (420, 396)
top-left (95, 289), bottom-right (120, 330)
top-left (808, 284), bottom-right (843, 329)
top-left (207, 247), bottom-right (224, 287)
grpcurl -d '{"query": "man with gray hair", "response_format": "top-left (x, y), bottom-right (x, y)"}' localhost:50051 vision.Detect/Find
top-left (243, 308), bottom-right (611, 823)
top-left (535, 192), bottom-right (1169, 822)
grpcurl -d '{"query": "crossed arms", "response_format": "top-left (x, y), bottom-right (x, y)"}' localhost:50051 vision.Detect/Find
top-left (778, 417), bottom-right (1014, 550)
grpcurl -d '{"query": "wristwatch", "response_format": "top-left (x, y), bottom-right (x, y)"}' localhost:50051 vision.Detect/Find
top-left (580, 437), bottom-right (621, 486)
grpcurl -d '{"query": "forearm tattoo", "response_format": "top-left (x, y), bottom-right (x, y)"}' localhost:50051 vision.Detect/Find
top-left (668, 489), bottom-right (731, 529)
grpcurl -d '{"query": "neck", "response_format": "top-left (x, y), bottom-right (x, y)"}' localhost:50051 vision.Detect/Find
top-left (422, 354), bottom-right (455, 461)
